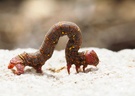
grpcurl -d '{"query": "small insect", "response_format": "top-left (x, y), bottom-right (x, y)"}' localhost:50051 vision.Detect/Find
top-left (8, 21), bottom-right (99, 75)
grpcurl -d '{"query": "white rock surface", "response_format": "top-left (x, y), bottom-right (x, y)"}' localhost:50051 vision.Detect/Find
top-left (0, 48), bottom-right (135, 96)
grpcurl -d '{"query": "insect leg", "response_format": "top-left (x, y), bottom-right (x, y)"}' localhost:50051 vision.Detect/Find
top-left (35, 65), bottom-right (43, 73)
top-left (83, 64), bottom-right (88, 72)
top-left (67, 63), bottom-right (72, 74)
top-left (75, 64), bottom-right (80, 73)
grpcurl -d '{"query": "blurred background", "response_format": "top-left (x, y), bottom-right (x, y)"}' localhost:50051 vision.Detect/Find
top-left (0, 0), bottom-right (135, 51)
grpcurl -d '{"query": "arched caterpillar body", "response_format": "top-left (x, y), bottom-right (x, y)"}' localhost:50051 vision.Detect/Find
top-left (8, 21), bottom-right (99, 75)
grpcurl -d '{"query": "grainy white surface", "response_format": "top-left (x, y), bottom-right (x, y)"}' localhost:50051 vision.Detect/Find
top-left (0, 48), bottom-right (135, 96)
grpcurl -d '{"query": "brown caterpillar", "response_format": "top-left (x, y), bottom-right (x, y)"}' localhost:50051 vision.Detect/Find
top-left (8, 21), bottom-right (99, 75)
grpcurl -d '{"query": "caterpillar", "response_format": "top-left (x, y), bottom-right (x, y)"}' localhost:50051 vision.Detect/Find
top-left (8, 21), bottom-right (99, 75)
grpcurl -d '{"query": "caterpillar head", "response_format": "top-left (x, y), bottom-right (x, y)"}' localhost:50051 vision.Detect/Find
top-left (8, 56), bottom-right (23, 69)
top-left (8, 55), bottom-right (25, 75)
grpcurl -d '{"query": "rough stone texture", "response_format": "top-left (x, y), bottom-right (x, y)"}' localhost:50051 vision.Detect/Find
top-left (0, 48), bottom-right (135, 96)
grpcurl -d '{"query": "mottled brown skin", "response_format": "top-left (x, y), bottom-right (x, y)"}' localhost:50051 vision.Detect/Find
top-left (8, 21), bottom-right (99, 75)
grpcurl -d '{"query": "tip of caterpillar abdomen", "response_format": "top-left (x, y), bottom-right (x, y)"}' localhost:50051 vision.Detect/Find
top-left (84, 50), bottom-right (99, 66)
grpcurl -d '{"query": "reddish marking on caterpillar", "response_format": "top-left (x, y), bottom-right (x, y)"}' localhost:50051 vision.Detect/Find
top-left (8, 21), bottom-right (99, 75)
